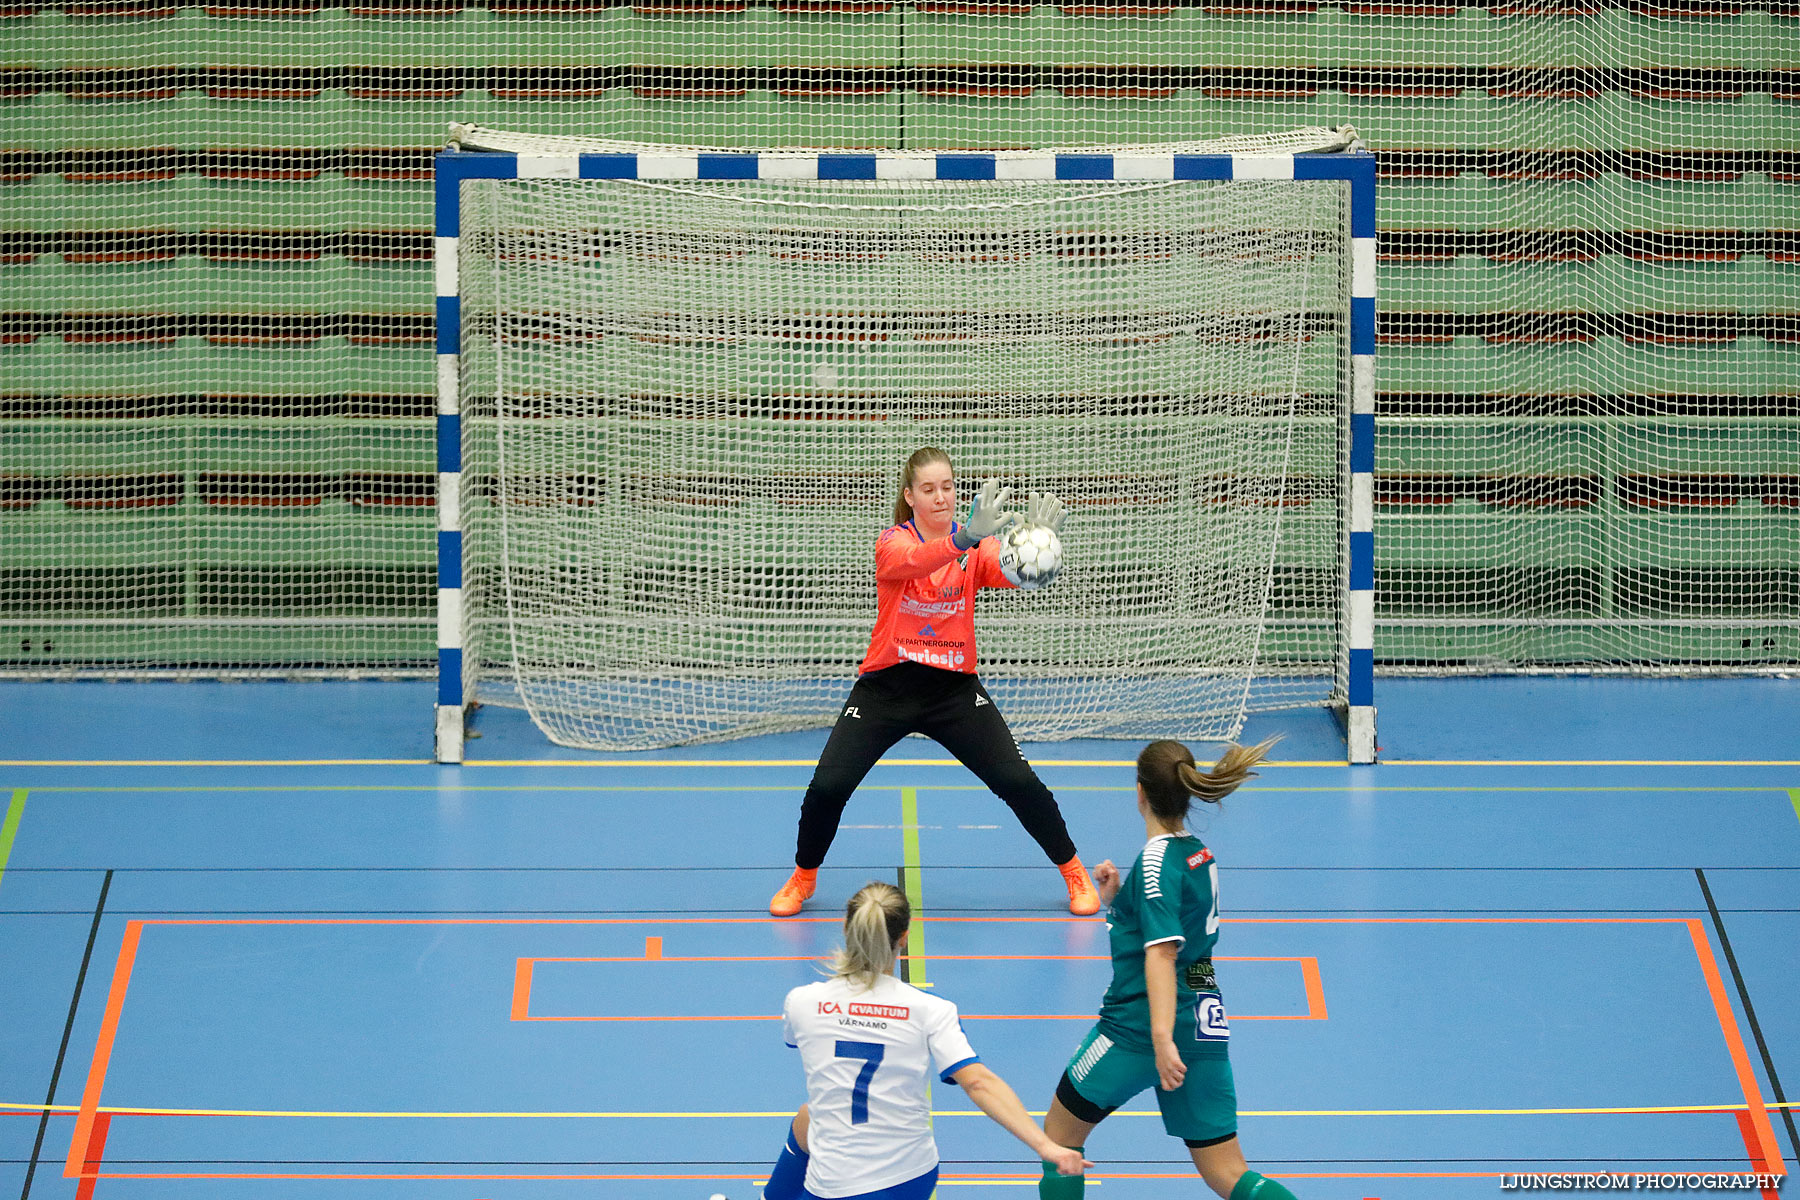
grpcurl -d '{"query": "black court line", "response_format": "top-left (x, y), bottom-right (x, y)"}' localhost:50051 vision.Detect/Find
top-left (11, 1156), bottom-right (1779, 1169)
top-left (4, 865), bottom-right (1797, 873)
top-left (9, 906), bottom-right (1800, 917)
top-left (949, 1157), bottom-right (1787, 1165)
top-left (896, 864), bottom-right (912, 979)
top-left (20, 868), bottom-right (111, 1200)
top-left (1695, 867), bottom-right (1800, 1166)
top-left (19, 908), bottom-right (1800, 919)
top-left (0, 867), bottom-right (907, 877)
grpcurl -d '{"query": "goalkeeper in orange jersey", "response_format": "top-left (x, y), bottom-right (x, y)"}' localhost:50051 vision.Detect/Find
top-left (769, 446), bottom-right (1100, 919)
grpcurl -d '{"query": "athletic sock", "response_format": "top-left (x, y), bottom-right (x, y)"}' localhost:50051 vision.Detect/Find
top-left (763, 1124), bottom-right (810, 1200)
top-left (1229, 1170), bottom-right (1299, 1200)
top-left (1038, 1149), bottom-right (1086, 1200)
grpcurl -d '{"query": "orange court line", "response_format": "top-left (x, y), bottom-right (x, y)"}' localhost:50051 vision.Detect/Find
top-left (1737, 1111), bottom-right (1776, 1175)
top-left (65, 913), bottom-right (1785, 1183)
top-left (73, 1112), bottom-right (110, 1200)
top-left (1687, 919), bottom-right (1787, 1176)
top-left (65, 921), bottom-right (141, 1181)
top-left (78, 1169), bottom-right (1525, 1182)
top-left (134, 915), bottom-right (840, 927)
top-left (86, 1172), bottom-right (776, 1181)
top-left (15, 1100), bottom-right (1775, 1119)
top-left (1225, 916), bottom-right (1693, 925)
top-left (1300, 956), bottom-right (1328, 1020)
top-left (519, 953), bottom-right (1310, 963)
top-left (1045, 1171), bottom-right (1509, 1180)
top-left (510, 951), bottom-right (1327, 1023)
top-left (509, 958), bottom-right (532, 1022)
top-left (122, 914), bottom-right (1701, 929)
top-left (510, 1014), bottom-right (1314, 1023)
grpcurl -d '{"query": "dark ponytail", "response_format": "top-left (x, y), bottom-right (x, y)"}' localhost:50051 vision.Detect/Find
top-left (1136, 736), bottom-right (1281, 825)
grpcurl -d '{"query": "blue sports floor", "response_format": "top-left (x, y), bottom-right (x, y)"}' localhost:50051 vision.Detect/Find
top-left (2, 678), bottom-right (1797, 1199)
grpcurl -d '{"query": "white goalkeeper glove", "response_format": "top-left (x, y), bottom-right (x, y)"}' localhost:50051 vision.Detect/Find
top-left (1026, 490), bottom-right (1067, 533)
top-left (951, 478), bottom-right (1020, 551)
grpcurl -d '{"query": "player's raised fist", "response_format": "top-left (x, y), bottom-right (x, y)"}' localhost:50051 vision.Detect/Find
top-left (1093, 859), bottom-right (1121, 906)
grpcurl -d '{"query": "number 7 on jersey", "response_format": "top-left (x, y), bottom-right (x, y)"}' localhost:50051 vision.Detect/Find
top-left (835, 1040), bottom-right (885, 1124)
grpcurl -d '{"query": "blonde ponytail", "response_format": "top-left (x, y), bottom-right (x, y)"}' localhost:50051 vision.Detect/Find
top-left (828, 881), bottom-right (911, 990)
top-left (1137, 736), bottom-right (1281, 823)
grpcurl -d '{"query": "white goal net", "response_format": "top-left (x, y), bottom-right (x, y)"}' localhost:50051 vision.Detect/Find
top-left (455, 159), bottom-right (1354, 749)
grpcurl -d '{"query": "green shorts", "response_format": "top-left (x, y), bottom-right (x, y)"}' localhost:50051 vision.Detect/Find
top-left (1057, 1024), bottom-right (1237, 1147)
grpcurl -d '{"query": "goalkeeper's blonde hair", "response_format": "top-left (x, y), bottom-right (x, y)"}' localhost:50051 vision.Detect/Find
top-left (1137, 737), bottom-right (1281, 825)
top-left (893, 446), bottom-right (953, 526)
top-left (829, 881), bottom-right (911, 990)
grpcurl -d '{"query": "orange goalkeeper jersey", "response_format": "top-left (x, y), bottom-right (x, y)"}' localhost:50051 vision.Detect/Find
top-left (859, 520), bottom-right (1016, 676)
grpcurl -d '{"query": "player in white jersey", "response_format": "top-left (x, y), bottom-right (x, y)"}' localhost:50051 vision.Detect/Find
top-left (764, 882), bottom-right (1090, 1200)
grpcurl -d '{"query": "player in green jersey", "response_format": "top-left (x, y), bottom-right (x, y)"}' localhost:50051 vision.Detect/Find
top-left (1037, 736), bottom-right (1302, 1200)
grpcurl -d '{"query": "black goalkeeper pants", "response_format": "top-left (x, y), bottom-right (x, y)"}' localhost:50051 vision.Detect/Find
top-left (793, 661), bottom-right (1078, 870)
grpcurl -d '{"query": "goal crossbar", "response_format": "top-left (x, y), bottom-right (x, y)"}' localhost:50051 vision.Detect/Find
top-left (432, 145), bottom-right (1377, 764)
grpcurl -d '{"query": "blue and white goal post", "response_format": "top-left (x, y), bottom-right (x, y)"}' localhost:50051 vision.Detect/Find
top-left (431, 145), bottom-right (1376, 765)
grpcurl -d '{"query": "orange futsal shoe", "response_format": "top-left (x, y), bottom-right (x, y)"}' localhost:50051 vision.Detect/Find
top-left (1059, 856), bottom-right (1101, 916)
top-left (770, 867), bottom-right (818, 918)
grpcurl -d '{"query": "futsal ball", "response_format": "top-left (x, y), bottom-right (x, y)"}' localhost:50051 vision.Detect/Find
top-left (998, 523), bottom-right (1062, 591)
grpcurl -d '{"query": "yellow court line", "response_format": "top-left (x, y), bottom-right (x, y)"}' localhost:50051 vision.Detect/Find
top-left (13, 784), bottom-right (1784, 794)
top-left (900, 785), bottom-right (929, 990)
top-left (483, 758), bottom-right (1799, 768)
top-left (471, 759), bottom-right (1153, 768)
top-left (1382, 760), bottom-right (1800, 768)
top-left (772, 1180), bottom-right (1102, 1189)
top-left (937, 1182), bottom-right (1102, 1187)
top-left (0, 788), bottom-right (26, 892)
top-left (5, 757), bottom-right (1797, 769)
top-left (1, 1102), bottom-right (798, 1118)
top-left (0, 758), bottom-right (839, 769)
top-left (0, 760), bottom-right (431, 768)
top-left (475, 759), bottom-right (842, 768)
top-left (946, 1103), bottom-right (1794, 1118)
top-left (5, 1100), bottom-right (1788, 1119)
top-left (0, 758), bottom-right (1316, 768)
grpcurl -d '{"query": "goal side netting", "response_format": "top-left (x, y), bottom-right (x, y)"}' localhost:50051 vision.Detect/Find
top-left (454, 161), bottom-right (1356, 751)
